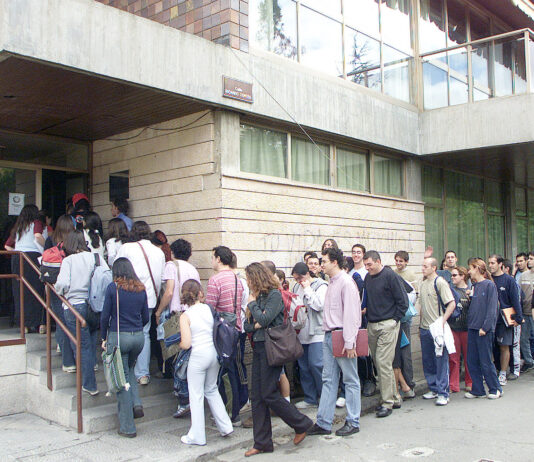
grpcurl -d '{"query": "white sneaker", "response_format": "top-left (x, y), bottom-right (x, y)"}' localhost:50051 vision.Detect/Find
top-left (464, 392), bottom-right (482, 399)
top-left (488, 390), bottom-right (503, 399)
top-left (435, 396), bottom-right (449, 406)
top-left (62, 365), bottom-right (76, 373)
top-left (295, 401), bottom-right (316, 409)
top-left (335, 397), bottom-right (346, 408)
top-left (422, 391), bottom-right (438, 400)
top-left (498, 374), bottom-right (507, 386)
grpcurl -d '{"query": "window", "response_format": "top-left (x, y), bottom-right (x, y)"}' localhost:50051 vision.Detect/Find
top-left (291, 137), bottom-right (329, 185)
top-left (240, 124), bottom-right (287, 178)
top-left (516, 187), bottom-right (528, 252)
top-left (336, 148), bottom-right (369, 192)
top-left (486, 180), bottom-right (504, 256)
top-left (109, 171), bottom-right (129, 202)
top-left (373, 154), bottom-right (403, 197)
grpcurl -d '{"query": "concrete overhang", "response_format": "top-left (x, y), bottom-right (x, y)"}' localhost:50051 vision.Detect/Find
top-left (0, 0), bottom-right (420, 153)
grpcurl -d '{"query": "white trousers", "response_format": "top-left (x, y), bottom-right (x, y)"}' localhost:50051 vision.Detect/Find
top-left (186, 346), bottom-right (233, 444)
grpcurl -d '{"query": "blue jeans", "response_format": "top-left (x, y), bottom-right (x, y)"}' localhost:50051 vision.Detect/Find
top-left (64, 302), bottom-right (97, 391)
top-left (134, 308), bottom-right (152, 380)
top-left (298, 342), bottom-right (323, 405)
top-left (51, 294), bottom-right (75, 368)
top-left (107, 331), bottom-right (144, 435)
top-left (520, 315), bottom-right (534, 366)
top-left (467, 329), bottom-right (502, 396)
top-left (420, 328), bottom-right (449, 398)
top-left (317, 332), bottom-right (360, 430)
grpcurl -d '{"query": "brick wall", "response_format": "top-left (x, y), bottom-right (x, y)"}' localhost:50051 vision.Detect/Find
top-left (96, 0), bottom-right (248, 51)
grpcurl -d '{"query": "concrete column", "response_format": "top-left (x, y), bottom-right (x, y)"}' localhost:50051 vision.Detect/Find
top-left (405, 157), bottom-right (422, 202)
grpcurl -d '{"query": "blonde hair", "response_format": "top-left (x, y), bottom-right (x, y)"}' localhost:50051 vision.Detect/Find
top-left (245, 262), bottom-right (280, 297)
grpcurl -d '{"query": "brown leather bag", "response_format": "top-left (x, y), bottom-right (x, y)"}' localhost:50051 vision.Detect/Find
top-left (264, 308), bottom-right (303, 367)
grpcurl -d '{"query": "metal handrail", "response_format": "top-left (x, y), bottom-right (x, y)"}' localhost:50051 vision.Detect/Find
top-left (420, 27), bottom-right (534, 58)
top-left (0, 250), bottom-right (85, 433)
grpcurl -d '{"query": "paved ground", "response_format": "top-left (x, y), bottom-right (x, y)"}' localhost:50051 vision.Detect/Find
top-left (2, 373), bottom-right (534, 462)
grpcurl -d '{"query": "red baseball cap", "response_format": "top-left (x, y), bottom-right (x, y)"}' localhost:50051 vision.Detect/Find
top-left (72, 193), bottom-right (89, 206)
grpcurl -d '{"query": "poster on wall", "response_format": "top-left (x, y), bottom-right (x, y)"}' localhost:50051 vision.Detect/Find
top-left (8, 193), bottom-right (24, 215)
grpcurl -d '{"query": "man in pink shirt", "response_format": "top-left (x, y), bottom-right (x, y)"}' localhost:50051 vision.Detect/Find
top-left (308, 248), bottom-right (362, 437)
top-left (206, 246), bottom-right (245, 426)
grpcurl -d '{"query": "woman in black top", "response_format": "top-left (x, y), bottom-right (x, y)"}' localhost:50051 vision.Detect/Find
top-left (101, 258), bottom-right (149, 438)
top-left (449, 266), bottom-right (472, 393)
top-left (243, 262), bottom-right (312, 457)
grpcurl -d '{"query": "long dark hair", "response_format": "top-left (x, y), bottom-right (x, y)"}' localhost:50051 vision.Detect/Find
top-left (63, 230), bottom-right (89, 256)
top-left (130, 221), bottom-right (151, 242)
top-left (246, 262), bottom-right (279, 297)
top-left (52, 215), bottom-right (74, 245)
top-left (12, 204), bottom-right (39, 239)
top-left (83, 211), bottom-right (103, 249)
top-left (151, 230), bottom-right (172, 262)
top-left (112, 257), bottom-right (145, 292)
top-left (105, 218), bottom-right (129, 244)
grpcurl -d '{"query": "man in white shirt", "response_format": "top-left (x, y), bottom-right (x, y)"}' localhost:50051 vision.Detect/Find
top-left (350, 244), bottom-right (368, 280)
top-left (116, 221), bottom-right (165, 385)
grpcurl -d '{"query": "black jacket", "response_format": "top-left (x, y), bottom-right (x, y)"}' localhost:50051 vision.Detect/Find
top-left (364, 266), bottom-right (409, 323)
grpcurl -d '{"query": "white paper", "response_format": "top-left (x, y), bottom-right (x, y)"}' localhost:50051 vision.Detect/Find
top-left (8, 193), bottom-right (24, 215)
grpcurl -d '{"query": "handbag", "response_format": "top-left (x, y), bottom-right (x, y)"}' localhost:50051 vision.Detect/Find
top-left (160, 260), bottom-right (183, 361)
top-left (102, 287), bottom-right (129, 395)
top-left (401, 300), bottom-right (418, 323)
top-left (264, 300), bottom-right (304, 367)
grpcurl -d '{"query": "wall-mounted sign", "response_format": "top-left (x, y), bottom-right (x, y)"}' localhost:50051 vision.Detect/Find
top-left (223, 76), bottom-right (253, 103)
top-left (8, 192), bottom-right (24, 215)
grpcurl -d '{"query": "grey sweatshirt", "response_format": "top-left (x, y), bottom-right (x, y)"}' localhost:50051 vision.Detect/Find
top-left (55, 252), bottom-right (97, 305)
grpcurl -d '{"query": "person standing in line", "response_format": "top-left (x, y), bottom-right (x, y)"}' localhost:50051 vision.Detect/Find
top-left (70, 193), bottom-right (91, 230)
top-left (488, 254), bottom-right (523, 386)
top-left (116, 221), bottom-right (165, 385)
top-left (307, 247), bottom-right (361, 436)
top-left (465, 259), bottom-right (502, 399)
top-left (244, 263), bottom-right (312, 457)
top-left (4, 204), bottom-right (45, 333)
top-left (321, 239), bottom-right (339, 252)
top-left (362, 250), bottom-right (408, 416)
top-left (306, 253), bottom-right (326, 280)
top-left (291, 262), bottom-right (328, 409)
top-left (205, 246), bottom-right (245, 427)
top-left (448, 266), bottom-right (472, 393)
top-left (393, 250), bottom-right (418, 285)
top-left (424, 246), bottom-right (457, 284)
top-left (105, 218), bottom-right (129, 267)
top-left (519, 252), bottom-right (534, 373)
top-left (54, 230), bottom-right (100, 395)
top-left (179, 279), bottom-right (233, 446)
top-left (83, 211), bottom-right (105, 260)
top-left (514, 253), bottom-right (528, 284)
top-left (349, 244), bottom-right (368, 280)
top-left (111, 197), bottom-right (133, 232)
top-left (416, 257), bottom-right (456, 406)
top-left (100, 258), bottom-right (149, 437)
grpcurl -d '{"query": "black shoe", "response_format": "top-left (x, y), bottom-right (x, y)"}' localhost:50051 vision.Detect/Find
top-left (375, 404), bottom-right (383, 411)
top-left (362, 380), bottom-right (377, 397)
top-left (117, 430), bottom-right (137, 438)
top-left (376, 406), bottom-right (392, 418)
top-left (133, 406), bottom-right (144, 419)
top-left (393, 402), bottom-right (402, 409)
top-left (306, 423), bottom-right (331, 436)
top-left (520, 363), bottom-right (533, 373)
top-left (335, 421), bottom-right (360, 437)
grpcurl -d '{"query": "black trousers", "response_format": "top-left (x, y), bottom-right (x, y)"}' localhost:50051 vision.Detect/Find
top-left (251, 341), bottom-right (312, 452)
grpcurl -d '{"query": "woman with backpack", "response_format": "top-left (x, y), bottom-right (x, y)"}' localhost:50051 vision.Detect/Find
top-left (43, 215), bottom-right (76, 371)
top-left (179, 279), bottom-right (233, 446)
top-left (83, 211), bottom-right (105, 260)
top-left (100, 258), bottom-right (149, 438)
top-left (4, 204), bottom-right (45, 333)
top-left (54, 230), bottom-right (99, 395)
top-left (244, 262), bottom-right (312, 457)
top-left (105, 218), bottom-right (129, 267)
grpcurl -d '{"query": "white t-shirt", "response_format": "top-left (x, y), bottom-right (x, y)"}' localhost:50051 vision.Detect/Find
top-left (106, 238), bottom-right (123, 267)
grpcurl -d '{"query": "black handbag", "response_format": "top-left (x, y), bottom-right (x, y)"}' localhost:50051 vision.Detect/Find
top-left (264, 305), bottom-right (303, 367)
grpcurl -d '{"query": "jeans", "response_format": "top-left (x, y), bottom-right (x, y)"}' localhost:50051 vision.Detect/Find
top-left (449, 330), bottom-right (472, 392)
top-left (420, 328), bottom-right (449, 398)
top-left (64, 302), bottom-right (97, 391)
top-left (520, 315), bottom-right (534, 366)
top-left (251, 341), bottom-right (312, 452)
top-left (107, 331), bottom-right (144, 435)
top-left (51, 294), bottom-right (75, 368)
top-left (218, 333), bottom-right (248, 420)
top-left (317, 332), bottom-right (360, 430)
top-left (134, 308), bottom-right (153, 380)
top-left (467, 329), bottom-right (501, 396)
top-left (297, 342), bottom-right (323, 405)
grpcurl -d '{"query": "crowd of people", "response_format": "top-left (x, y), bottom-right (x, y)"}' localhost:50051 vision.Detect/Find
top-left (4, 197), bottom-right (534, 453)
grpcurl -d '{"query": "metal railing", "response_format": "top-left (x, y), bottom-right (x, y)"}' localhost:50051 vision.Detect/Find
top-left (0, 251), bottom-right (86, 433)
top-left (420, 28), bottom-right (534, 110)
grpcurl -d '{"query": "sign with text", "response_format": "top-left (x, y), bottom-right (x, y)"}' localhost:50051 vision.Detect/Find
top-left (223, 77), bottom-right (253, 103)
top-left (8, 193), bottom-right (24, 215)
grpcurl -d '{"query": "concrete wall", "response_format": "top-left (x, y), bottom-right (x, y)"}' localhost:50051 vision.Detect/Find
top-left (0, 344), bottom-right (27, 415)
top-left (92, 110), bottom-right (222, 281)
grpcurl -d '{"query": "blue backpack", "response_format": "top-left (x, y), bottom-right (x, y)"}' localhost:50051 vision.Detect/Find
top-left (88, 254), bottom-right (112, 313)
top-left (434, 276), bottom-right (462, 320)
top-left (209, 304), bottom-right (240, 368)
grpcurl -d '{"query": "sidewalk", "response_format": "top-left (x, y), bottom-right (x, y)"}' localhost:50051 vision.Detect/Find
top-left (0, 380), bottom-right (428, 462)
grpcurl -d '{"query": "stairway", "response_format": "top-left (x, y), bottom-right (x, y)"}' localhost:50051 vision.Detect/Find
top-left (23, 331), bottom-right (177, 433)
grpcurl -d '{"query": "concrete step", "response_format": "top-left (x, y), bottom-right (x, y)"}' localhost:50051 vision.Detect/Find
top-left (55, 376), bottom-right (174, 411)
top-left (75, 391), bottom-right (177, 433)
top-left (27, 349), bottom-right (64, 372)
top-left (25, 332), bottom-right (57, 352)
top-left (0, 316), bottom-right (12, 329)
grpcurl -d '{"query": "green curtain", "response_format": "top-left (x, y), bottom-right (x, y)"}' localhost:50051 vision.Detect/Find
top-left (517, 217), bottom-right (528, 253)
top-left (486, 180), bottom-right (503, 213)
top-left (445, 171), bottom-right (485, 265)
top-left (488, 214), bottom-right (505, 256)
top-left (425, 206), bottom-right (444, 260)
top-left (422, 165), bottom-right (442, 204)
top-left (374, 155), bottom-right (403, 196)
top-left (337, 148), bottom-right (368, 191)
top-left (240, 124), bottom-right (287, 178)
top-left (291, 137), bottom-right (329, 185)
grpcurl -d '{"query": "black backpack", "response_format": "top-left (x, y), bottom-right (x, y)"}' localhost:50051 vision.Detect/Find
top-left (209, 304), bottom-right (240, 368)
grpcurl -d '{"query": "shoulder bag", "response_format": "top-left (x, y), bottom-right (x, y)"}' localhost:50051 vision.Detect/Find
top-left (102, 286), bottom-right (129, 395)
top-left (160, 260), bottom-right (183, 361)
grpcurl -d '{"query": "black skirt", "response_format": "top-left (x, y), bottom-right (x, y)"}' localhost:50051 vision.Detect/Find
top-left (11, 252), bottom-right (44, 330)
